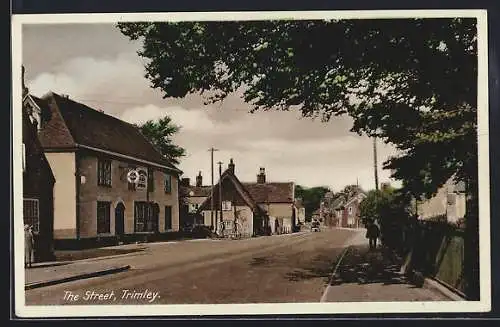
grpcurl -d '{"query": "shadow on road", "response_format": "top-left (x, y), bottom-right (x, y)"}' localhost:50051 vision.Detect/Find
top-left (329, 245), bottom-right (407, 286)
top-left (284, 251), bottom-right (344, 282)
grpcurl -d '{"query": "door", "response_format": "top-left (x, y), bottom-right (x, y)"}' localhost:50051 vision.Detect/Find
top-left (115, 203), bottom-right (125, 236)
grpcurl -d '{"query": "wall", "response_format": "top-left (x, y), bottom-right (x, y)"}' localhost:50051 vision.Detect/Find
top-left (266, 203), bottom-right (294, 234)
top-left (45, 152), bottom-right (77, 239)
top-left (78, 152), bottom-right (179, 239)
top-left (204, 205), bottom-right (254, 237)
top-left (296, 207), bottom-right (306, 223)
top-left (418, 179), bottom-right (466, 223)
top-left (418, 186), bottom-right (448, 219)
top-left (23, 114), bottom-right (55, 261)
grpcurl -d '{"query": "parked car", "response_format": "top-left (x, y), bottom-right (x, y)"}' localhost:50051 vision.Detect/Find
top-left (191, 225), bottom-right (213, 239)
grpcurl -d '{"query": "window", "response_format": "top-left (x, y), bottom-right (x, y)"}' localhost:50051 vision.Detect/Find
top-left (165, 206), bottom-right (172, 230)
top-left (134, 202), bottom-right (158, 232)
top-left (97, 201), bottom-right (111, 234)
top-left (188, 203), bottom-right (199, 213)
top-left (22, 143), bottom-right (26, 172)
top-left (348, 206), bottom-right (353, 215)
top-left (222, 201), bottom-right (232, 211)
top-left (147, 167), bottom-right (155, 192)
top-left (23, 199), bottom-right (39, 232)
top-left (447, 193), bottom-right (456, 206)
top-left (97, 159), bottom-right (112, 186)
top-left (164, 174), bottom-right (172, 193)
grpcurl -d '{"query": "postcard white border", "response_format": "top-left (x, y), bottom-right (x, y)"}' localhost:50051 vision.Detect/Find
top-left (12, 9), bottom-right (491, 317)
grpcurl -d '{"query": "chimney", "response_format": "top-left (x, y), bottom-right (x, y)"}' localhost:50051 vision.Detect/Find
top-left (181, 178), bottom-right (190, 187)
top-left (257, 167), bottom-right (266, 184)
top-left (196, 171), bottom-right (203, 187)
top-left (228, 158), bottom-right (235, 174)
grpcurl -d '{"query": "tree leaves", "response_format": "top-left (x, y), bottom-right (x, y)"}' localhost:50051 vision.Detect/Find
top-left (117, 18), bottom-right (478, 199)
top-left (137, 115), bottom-right (186, 165)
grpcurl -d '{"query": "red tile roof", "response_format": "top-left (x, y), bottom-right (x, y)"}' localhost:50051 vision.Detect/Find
top-left (34, 92), bottom-right (180, 172)
top-left (242, 182), bottom-right (294, 203)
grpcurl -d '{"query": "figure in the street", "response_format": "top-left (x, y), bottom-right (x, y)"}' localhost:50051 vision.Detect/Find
top-left (366, 220), bottom-right (380, 250)
top-left (24, 224), bottom-right (35, 268)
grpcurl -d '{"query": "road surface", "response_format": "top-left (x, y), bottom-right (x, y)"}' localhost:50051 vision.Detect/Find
top-left (26, 228), bottom-right (357, 305)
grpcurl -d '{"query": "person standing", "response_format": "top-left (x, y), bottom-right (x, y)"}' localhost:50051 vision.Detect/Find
top-left (24, 224), bottom-right (35, 268)
top-left (366, 220), bottom-right (380, 250)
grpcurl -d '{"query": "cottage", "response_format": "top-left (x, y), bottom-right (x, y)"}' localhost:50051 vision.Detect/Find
top-left (22, 69), bottom-right (56, 261)
top-left (195, 160), bottom-right (297, 237)
top-left (23, 91), bottom-right (182, 248)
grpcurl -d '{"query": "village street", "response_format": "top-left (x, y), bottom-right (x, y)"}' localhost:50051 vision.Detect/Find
top-left (26, 228), bottom-right (360, 305)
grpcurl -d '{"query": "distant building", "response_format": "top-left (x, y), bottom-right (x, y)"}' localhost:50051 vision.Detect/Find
top-left (417, 177), bottom-right (466, 224)
top-left (294, 198), bottom-right (306, 224)
top-left (322, 185), bottom-right (366, 228)
top-left (24, 91), bottom-right (182, 248)
top-left (179, 172), bottom-right (211, 228)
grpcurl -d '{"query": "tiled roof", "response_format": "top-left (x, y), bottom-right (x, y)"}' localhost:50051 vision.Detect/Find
top-left (242, 182), bottom-right (294, 203)
top-left (180, 185), bottom-right (212, 197)
top-left (35, 92), bottom-right (180, 172)
top-left (331, 197), bottom-right (346, 209)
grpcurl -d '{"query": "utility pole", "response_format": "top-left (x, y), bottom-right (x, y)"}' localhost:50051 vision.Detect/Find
top-left (208, 147), bottom-right (219, 231)
top-left (373, 137), bottom-right (379, 191)
top-left (217, 161), bottom-right (223, 234)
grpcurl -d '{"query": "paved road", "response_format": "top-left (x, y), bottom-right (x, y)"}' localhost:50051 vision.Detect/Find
top-left (26, 228), bottom-right (358, 305)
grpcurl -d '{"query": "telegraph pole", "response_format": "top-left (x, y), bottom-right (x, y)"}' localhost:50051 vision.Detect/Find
top-left (217, 161), bottom-right (223, 233)
top-left (209, 147), bottom-right (219, 231)
top-left (373, 137), bottom-right (379, 191)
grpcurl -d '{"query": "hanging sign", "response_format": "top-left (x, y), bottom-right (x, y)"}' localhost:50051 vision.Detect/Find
top-left (136, 168), bottom-right (148, 191)
top-left (127, 168), bottom-right (148, 191)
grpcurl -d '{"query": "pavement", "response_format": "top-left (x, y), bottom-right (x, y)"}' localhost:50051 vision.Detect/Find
top-left (320, 232), bottom-right (460, 302)
top-left (25, 261), bottom-right (131, 290)
top-left (24, 228), bottom-right (459, 305)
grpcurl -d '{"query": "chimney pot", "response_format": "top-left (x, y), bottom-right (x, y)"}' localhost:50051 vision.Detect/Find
top-left (228, 158), bottom-right (235, 174)
top-left (257, 167), bottom-right (266, 184)
top-left (196, 171), bottom-right (203, 187)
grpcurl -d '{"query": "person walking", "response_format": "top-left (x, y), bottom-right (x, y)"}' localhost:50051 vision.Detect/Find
top-left (24, 224), bottom-right (35, 268)
top-left (366, 220), bottom-right (380, 250)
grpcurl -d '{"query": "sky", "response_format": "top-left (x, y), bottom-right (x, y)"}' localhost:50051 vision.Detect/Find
top-left (22, 23), bottom-right (402, 192)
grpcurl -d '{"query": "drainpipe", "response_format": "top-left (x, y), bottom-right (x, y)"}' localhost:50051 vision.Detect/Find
top-left (75, 151), bottom-right (80, 242)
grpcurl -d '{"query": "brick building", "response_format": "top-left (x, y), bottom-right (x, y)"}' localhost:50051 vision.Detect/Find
top-left (24, 91), bottom-right (181, 248)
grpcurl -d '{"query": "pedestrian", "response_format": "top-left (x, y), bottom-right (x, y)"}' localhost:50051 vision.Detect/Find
top-left (24, 224), bottom-right (35, 268)
top-left (365, 220), bottom-right (380, 250)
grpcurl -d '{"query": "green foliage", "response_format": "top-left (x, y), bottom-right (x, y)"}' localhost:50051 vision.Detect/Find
top-left (117, 18), bottom-right (478, 200)
top-left (295, 185), bottom-right (331, 220)
top-left (137, 115), bottom-right (186, 165)
top-left (359, 187), bottom-right (410, 226)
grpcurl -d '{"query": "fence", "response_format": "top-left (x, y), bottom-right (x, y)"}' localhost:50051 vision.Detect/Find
top-left (407, 220), bottom-right (466, 297)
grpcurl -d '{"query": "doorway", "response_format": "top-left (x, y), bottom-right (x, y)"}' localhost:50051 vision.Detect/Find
top-left (115, 203), bottom-right (125, 237)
